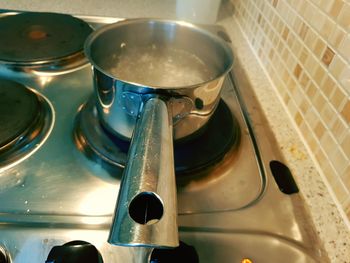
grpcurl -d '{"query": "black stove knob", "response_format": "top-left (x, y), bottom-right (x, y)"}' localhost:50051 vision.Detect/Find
top-left (45, 240), bottom-right (103, 263)
top-left (0, 246), bottom-right (11, 263)
top-left (149, 241), bottom-right (199, 263)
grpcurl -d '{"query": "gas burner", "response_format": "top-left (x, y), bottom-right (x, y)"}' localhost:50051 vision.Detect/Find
top-left (0, 12), bottom-right (93, 76)
top-left (0, 78), bottom-right (54, 171)
top-left (74, 97), bottom-right (240, 176)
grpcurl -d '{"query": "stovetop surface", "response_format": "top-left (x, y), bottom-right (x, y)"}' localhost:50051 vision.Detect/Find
top-left (0, 65), bottom-right (264, 223)
top-left (0, 13), bottom-right (329, 263)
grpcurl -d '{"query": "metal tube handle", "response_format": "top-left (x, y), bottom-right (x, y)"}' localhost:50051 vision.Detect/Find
top-left (108, 97), bottom-right (179, 248)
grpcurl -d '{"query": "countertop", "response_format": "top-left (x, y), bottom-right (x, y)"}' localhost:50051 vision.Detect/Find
top-left (0, 0), bottom-right (177, 19)
top-left (0, 1), bottom-right (349, 262)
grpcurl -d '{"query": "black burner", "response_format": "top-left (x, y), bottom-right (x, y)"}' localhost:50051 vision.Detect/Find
top-left (0, 79), bottom-right (40, 148)
top-left (0, 12), bottom-right (92, 63)
top-left (0, 78), bottom-right (53, 169)
top-left (74, 98), bottom-right (240, 175)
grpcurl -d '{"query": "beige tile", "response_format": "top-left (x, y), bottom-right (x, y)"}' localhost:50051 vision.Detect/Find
top-left (292, 38), bottom-right (303, 57)
top-left (319, 0), bottom-right (334, 12)
top-left (328, 25), bottom-right (347, 49)
top-left (272, 13), bottom-right (280, 27)
top-left (331, 177), bottom-right (350, 204)
top-left (339, 66), bottom-right (350, 93)
top-left (299, 121), bottom-right (309, 136)
top-left (329, 0), bottom-right (345, 18)
top-left (330, 85), bottom-right (347, 110)
top-left (315, 147), bottom-right (328, 167)
top-left (317, 149), bottom-right (339, 186)
top-left (304, 124), bottom-right (319, 151)
top-left (294, 63), bottom-right (303, 79)
top-left (294, 111), bottom-right (303, 126)
top-left (312, 38), bottom-right (327, 59)
top-left (305, 53), bottom-right (319, 76)
top-left (320, 102), bottom-right (338, 126)
top-left (340, 99), bottom-right (350, 124)
top-left (277, 39), bottom-right (284, 54)
top-left (307, 6), bottom-right (322, 31)
top-left (305, 107), bottom-right (319, 128)
top-left (273, 35), bottom-right (280, 48)
top-left (329, 55), bottom-right (347, 79)
top-left (273, 0), bottom-right (279, 9)
top-left (338, 34), bottom-right (350, 62)
top-left (269, 48), bottom-right (275, 60)
top-left (331, 117), bottom-right (348, 144)
top-left (321, 131), bottom-right (338, 155)
top-left (330, 147), bottom-right (348, 175)
top-left (299, 97), bottom-right (311, 112)
top-left (287, 32), bottom-right (295, 48)
top-left (277, 17), bottom-right (284, 34)
top-left (292, 85), bottom-right (304, 106)
top-left (298, 47), bottom-right (309, 64)
top-left (304, 27), bottom-right (318, 48)
top-left (283, 91), bottom-right (291, 104)
top-left (315, 120), bottom-right (327, 139)
top-left (321, 76), bottom-right (337, 98)
top-left (299, 72), bottom-right (310, 87)
top-left (341, 133), bottom-right (350, 158)
top-left (282, 26), bottom-right (289, 41)
top-left (292, 15), bottom-right (302, 33)
top-left (298, 22), bottom-right (309, 40)
top-left (268, 28), bottom-right (275, 41)
top-left (282, 47), bottom-right (290, 61)
top-left (286, 50), bottom-right (297, 69)
top-left (321, 46), bottom-right (336, 67)
top-left (342, 165), bottom-right (350, 190)
top-left (287, 95), bottom-right (298, 116)
top-left (282, 68), bottom-right (291, 83)
top-left (337, 2), bottom-right (350, 31)
top-left (306, 81), bottom-right (318, 98)
top-left (321, 18), bottom-right (336, 40)
top-left (313, 65), bottom-right (327, 86)
top-left (314, 11), bottom-right (328, 33)
top-left (298, 1), bottom-right (312, 17)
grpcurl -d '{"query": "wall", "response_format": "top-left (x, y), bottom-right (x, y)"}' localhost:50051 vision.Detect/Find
top-left (230, 0), bottom-right (350, 219)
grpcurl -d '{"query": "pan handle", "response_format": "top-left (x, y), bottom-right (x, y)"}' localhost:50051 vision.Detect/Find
top-left (108, 97), bottom-right (179, 248)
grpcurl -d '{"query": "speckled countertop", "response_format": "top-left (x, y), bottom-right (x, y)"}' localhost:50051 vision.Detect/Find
top-left (0, 1), bottom-right (349, 262)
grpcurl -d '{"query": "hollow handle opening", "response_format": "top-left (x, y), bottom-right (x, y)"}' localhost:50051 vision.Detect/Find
top-left (108, 97), bottom-right (179, 248)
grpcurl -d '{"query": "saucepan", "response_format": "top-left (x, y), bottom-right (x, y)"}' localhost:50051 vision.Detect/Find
top-left (84, 18), bottom-right (233, 248)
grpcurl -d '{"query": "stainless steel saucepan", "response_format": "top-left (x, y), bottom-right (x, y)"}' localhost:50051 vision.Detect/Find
top-left (84, 18), bottom-right (233, 248)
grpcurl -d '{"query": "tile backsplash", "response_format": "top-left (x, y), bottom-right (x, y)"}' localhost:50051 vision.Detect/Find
top-left (230, 0), bottom-right (350, 219)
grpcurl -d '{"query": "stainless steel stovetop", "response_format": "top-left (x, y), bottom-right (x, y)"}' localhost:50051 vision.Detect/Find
top-left (0, 14), bottom-right (329, 263)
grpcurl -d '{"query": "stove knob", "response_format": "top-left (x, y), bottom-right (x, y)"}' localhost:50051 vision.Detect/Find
top-left (45, 240), bottom-right (103, 263)
top-left (0, 246), bottom-right (11, 263)
top-left (149, 241), bottom-right (199, 263)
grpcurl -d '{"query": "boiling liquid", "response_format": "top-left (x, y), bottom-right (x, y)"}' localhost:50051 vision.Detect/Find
top-left (109, 44), bottom-right (214, 87)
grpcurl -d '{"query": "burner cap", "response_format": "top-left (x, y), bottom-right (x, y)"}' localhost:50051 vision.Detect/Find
top-left (0, 12), bottom-right (92, 63)
top-left (0, 79), bottom-right (40, 148)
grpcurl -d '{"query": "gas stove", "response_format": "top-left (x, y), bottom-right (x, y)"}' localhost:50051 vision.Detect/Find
top-left (0, 12), bottom-right (329, 262)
